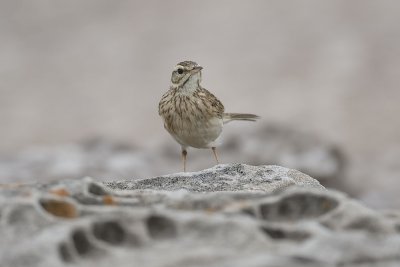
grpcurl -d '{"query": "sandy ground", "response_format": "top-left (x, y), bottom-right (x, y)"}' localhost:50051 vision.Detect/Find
top-left (1, 1), bottom-right (399, 208)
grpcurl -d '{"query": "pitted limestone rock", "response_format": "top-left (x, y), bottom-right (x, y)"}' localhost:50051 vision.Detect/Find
top-left (1, 164), bottom-right (399, 267)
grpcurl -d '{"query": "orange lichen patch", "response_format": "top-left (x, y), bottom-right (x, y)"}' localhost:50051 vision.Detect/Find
top-left (103, 195), bottom-right (116, 205)
top-left (49, 188), bottom-right (70, 197)
top-left (40, 199), bottom-right (78, 218)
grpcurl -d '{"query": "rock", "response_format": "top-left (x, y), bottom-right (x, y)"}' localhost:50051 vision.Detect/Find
top-left (1, 164), bottom-right (399, 267)
top-left (219, 123), bottom-right (347, 189)
top-left (106, 164), bottom-right (323, 192)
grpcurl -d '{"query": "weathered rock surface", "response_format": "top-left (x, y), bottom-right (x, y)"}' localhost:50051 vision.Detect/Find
top-left (1, 164), bottom-right (399, 267)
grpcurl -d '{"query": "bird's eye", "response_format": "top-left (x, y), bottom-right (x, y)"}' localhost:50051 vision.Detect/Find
top-left (177, 68), bottom-right (183, 74)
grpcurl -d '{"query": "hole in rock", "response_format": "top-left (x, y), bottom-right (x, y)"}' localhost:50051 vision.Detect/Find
top-left (87, 182), bottom-right (108, 196)
top-left (146, 215), bottom-right (177, 239)
top-left (58, 242), bottom-right (73, 263)
top-left (72, 229), bottom-right (95, 256)
top-left (344, 216), bottom-right (383, 232)
top-left (6, 205), bottom-right (39, 224)
top-left (259, 193), bottom-right (338, 221)
top-left (291, 255), bottom-right (321, 264)
top-left (39, 199), bottom-right (78, 218)
top-left (241, 208), bottom-right (256, 217)
top-left (93, 221), bottom-right (126, 245)
top-left (261, 227), bottom-right (285, 239)
top-left (260, 226), bottom-right (310, 241)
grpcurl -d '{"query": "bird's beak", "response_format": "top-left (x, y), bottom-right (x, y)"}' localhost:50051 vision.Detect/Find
top-left (192, 66), bottom-right (203, 73)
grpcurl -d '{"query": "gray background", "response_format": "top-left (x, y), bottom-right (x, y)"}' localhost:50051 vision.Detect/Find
top-left (1, 1), bottom-right (399, 208)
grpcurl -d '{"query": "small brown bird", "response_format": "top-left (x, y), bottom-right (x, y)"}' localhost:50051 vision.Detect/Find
top-left (158, 61), bottom-right (259, 172)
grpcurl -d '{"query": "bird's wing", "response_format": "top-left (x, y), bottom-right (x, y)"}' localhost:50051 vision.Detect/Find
top-left (195, 88), bottom-right (225, 118)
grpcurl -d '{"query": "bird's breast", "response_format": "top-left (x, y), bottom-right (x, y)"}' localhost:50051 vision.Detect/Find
top-left (161, 95), bottom-right (223, 148)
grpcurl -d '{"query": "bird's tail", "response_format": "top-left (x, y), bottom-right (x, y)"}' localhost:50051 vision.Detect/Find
top-left (223, 113), bottom-right (260, 124)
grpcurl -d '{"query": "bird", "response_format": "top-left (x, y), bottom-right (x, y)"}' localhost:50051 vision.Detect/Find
top-left (158, 61), bottom-right (259, 172)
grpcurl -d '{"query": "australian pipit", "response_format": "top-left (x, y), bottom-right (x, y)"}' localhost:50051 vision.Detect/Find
top-left (158, 61), bottom-right (259, 172)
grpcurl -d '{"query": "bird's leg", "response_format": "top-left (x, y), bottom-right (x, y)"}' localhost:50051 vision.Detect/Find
top-left (211, 147), bottom-right (219, 164)
top-left (181, 149), bottom-right (188, 172)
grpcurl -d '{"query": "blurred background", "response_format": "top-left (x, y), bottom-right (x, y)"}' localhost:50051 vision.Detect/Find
top-left (0, 0), bottom-right (399, 209)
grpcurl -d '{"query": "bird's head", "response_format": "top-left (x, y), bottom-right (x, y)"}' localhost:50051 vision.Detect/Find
top-left (171, 61), bottom-right (203, 90)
